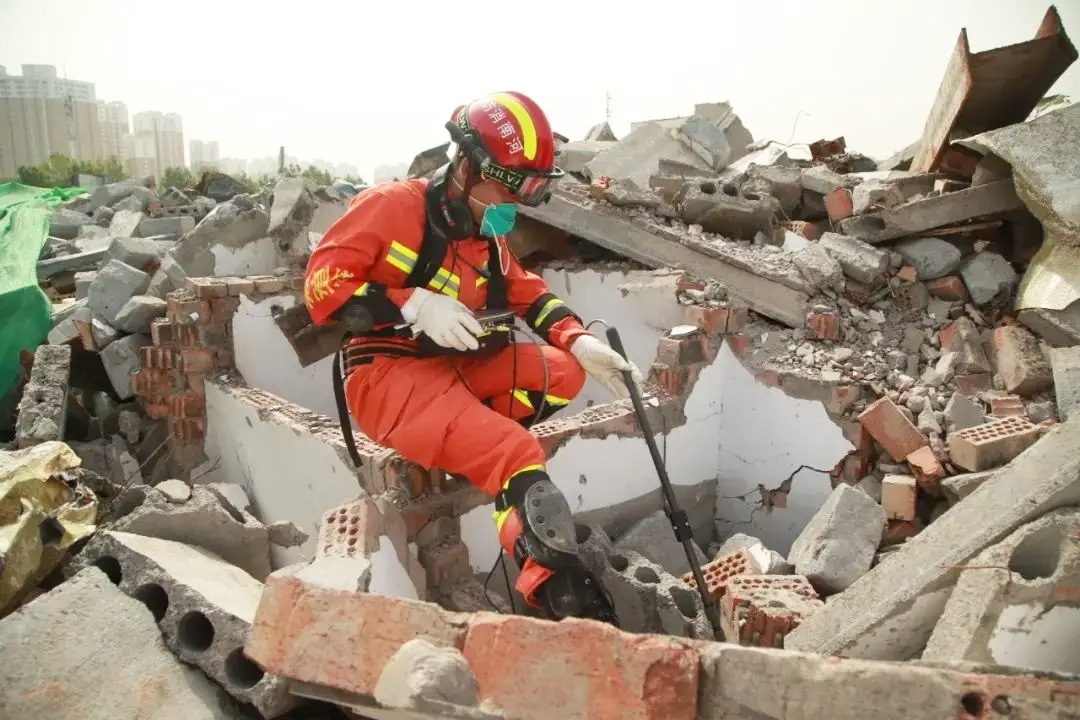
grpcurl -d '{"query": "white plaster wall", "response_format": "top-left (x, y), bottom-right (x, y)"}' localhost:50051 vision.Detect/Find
top-left (540, 268), bottom-right (684, 415)
top-left (232, 294), bottom-right (343, 422)
top-left (714, 342), bottom-right (853, 556)
top-left (989, 604), bottom-right (1080, 674)
top-left (210, 236), bottom-right (282, 276)
top-left (200, 381), bottom-right (362, 568)
top-left (368, 536), bottom-right (420, 600)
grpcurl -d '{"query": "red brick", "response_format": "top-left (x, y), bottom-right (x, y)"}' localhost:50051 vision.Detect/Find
top-left (132, 368), bottom-right (172, 398)
top-left (176, 324), bottom-right (200, 348)
top-left (948, 416), bottom-right (1040, 472)
top-left (150, 319), bottom-right (175, 346)
top-left (418, 541), bottom-right (471, 590)
top-left (955, 373), bottom-right (992, 394)
top-left (939, 320), bottom-right (961, 352)
top-left (463, 614), bottom-right (699, 720)
top-left (721, 575), bottom-right (822, 648)
top-left (145, 401), bottom-right (169, 419)
top-left (809, 137), bottom-right (846, 159)
top-left (169, 393), bottom-right (206, 418)
top-left (755, 369), bottom-right (780, 387)
top-left (990, 395), bottom-right (1026, 418)
top-left (906, 445), bottom-right (945, 498)
top-left (166, 295), bottom-right (201, 323)
top-left (881, 474), bottom-right (917, 521)
top-left (675, 273), bottom-right (705, 294)
top-left (782, 220), bottom-right (819, 241)
top-left (726, 305), bottom-right (750, 333)
top-left (288, 275), bottom-right (306, 291)
top-left (927, 275), bottom-right (967, 301)
top-left (197, 299), bottom-right (214, 325)
top-left (843, 279), bottom-right (872, 305)
top-left (140, 345), bottom-right (173, 370)
top-left (656, 334), bottom-right (709, 366)
top-left (939, 145), bottom-right (980, 179)
top-left (223, 276), bottom-right (256, 295)
top-left (649, 365), bottom-right (695, 396)
top-left (246, 576), bottom-right (468, 699)
top-left (858, 396), bottom-right (928, 461)
top-left (824, 187), bottom-right (853, 221)
top-left (168, 417), bottom-right (204, 443)
top-left (198, 324), bottom-right (230, 349)
top-left (181, 348), bottom-right (216, 373)
top-left (252, 276), bottom-right (286, 293)
top-left (186, 372), bottom-right (206, 396)
top-left (806, 311), bottom-right (840, 341)
top-left (683, 547), bottom-right (761, 603)
top-left (681, 305), bottom-right (729, 338)
top-left (727, 332), bottom-right (752, 357)
top-left (186, 277), bottom-right (229, 298)
top-left (989, 325), bottom-right (1054, 396)
top-left (896, 266), bottom-right (918, 283)
top-left (210, 296), bottom-right (241, 321)
top-left (316, 497), bottom-right (383, 559)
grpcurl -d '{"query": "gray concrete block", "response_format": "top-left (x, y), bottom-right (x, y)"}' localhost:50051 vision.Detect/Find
top-left (801, 165), bottom-right (859, 195)
top-left (268, 177), bottom-right (317, 256)
top-left (0, 566), bottom-right (243, 720)
top-left (819, 232), bottom-right (890, 284)
top-left (788, 485), bottom-right (886, 595)
top-left (138, 215), bottom-right (195, 237)
top-left (583, 121), bottom-right (617, 142)
top-left (49, 208), bottom-right (91, 239)
top-left (1050, 346), bottom-right (1080, 422)
top-left (613, 509), bottom-right (707, 577)
top-left (793, 244), bottom-right (845, 293)
top-left (14, 344), bottom-right (71, 448)
top-left (99, 334), bottom-right (148, 399)
top-left (787, 414), bottom-right (1080, 660)
top-left (91, 316), bottom-right (120, 349)
top-left (172, 196), bottom-right (270, 277)
top-left (558, 140), bottom-right (615, 175)
top-left (109, 209), bottom-right (145, 238)
top-left (104, 235), bottom-right (166, 274)
top-left (86, 181), bottom-right (145, 212)
top-left (893, 237), bottom-right (961, 280)
top-left (960, 251), bottom-right (1017, 306)
top-left (87, 259), bottom-right (151, 325)
top-left (112, 295), bottom-right (167, 334)
top-left (111, 484), bottom-right (305, 581)
top-left (675, 115), bottom-right (732, 170)
top-left (744, 164), bottom-right (803, 215)
top-left (70, 531), bottom-right (297, 717)
top-left (585, 121), bottom-right (711, 189)
top-left (944, 393), bottom-right (984, 431)
top-left (923, 508), bottom-right (1080, 674)
top-left (676, 179), bottom-right (780, 241)
top-left (713, 533), bottom-right (793, 574)
top-left (74, 270), bottom-right (96, 300)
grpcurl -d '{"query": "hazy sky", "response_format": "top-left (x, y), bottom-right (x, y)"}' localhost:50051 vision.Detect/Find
top-left (2, 0), bottom-right (1078, 180)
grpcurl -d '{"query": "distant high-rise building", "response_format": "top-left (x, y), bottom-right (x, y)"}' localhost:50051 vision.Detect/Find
top-left (217, 157), bottom-right (248, 176)
top-left (0, 64), bottom-right (104, 179)
top-left (128, 110), bottom-right (184, 178)
top-left (97, 100), bottom-right (129, 163)
top-left (189, 139), bottom-right (219, 173)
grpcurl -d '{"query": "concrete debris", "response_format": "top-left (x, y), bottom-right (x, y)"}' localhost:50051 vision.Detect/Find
top-left (892, 237), bottom-right (961, 280)
top-left (943, 392), bottom-right (984, 430)
top-left (0, 567), bottom-right (244, 720)
top-left (960, 251), bottom-right (1018, 306)
top-left (721, 575), bottom-right (823, 648)
top-left (267, 177), bottom-right (317, 257)
top-left (87, 259), bottom-right (151, 325)
top-left (989, 325), bottom-right (1053, 396)
top-left (788, 485), bottom-right (886, 595)
top-left (14, 344), bottom-right (70, 449)
top-left (99, 333), bottom-right (149, 400)
top-left (373, 638), bottom-right (481, 712)
top-left (675, 115), bottom-right (733, 170)
top-left (110, 484), bottom-right (307, 581)
top-left (675, 178), bottom-right (780, 240)
top-left (713, 533), bottom-right (793, 575)
top-left (170, 194), bottom-right (271, 277)
top-left (585, 121), bottom-right (712, 189)
top-left (613, 509), bottom-right (707, 577)
top-left (1050, 346), bottom-right (1080, 421)
top-left (69, 531), bottom-right (296, 717)
top-left (792, 244), bottom-right (844, 293)
top-left (559, 140), bottom-right (615, 174)
top-left (818, 233), bottom-right (889, 284)
top-left (583, 121), bottom-right (617, 142)
top-left (109, 209), bottom-right (146, 239)
top-left (112, 294), bottom-right (167, 333)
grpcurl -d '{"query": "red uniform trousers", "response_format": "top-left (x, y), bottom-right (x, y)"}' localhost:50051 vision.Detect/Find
top-left (345, 341), bottom-right (585, 496)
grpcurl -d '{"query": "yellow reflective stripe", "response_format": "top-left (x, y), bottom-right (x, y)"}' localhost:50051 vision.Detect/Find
top-left (534, 297), bottom-right (564, 328)
top-left (434, 284), bottom-right (459, 299)
top-left (512, 389), bottom-right (533, 410)
top-left (544, 394), bottom-right (570, 406)
top-left (476, 262), bottom-right (489, 288)
top-left (504, 463), bottom-right (544, 490)
top-left (429, 267), bottom-right (460, 292)
top-left (352, 282), bottom-right (369, 296)
top-left (492, 462), bottom-right (546, 529)
top-left (493, 506), bottom-right (513, 530)
top-left (492, 93), bottom-right (538, 161)
top-left (390, 241), bottom-right (418, 261)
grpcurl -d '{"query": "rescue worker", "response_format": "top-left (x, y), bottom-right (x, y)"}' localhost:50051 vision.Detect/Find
top-left (304, 91), bottom-right (642, 622)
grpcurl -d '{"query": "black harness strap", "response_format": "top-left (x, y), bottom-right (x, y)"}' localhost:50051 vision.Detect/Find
top-left (332, 342), bottom-right (364, 467)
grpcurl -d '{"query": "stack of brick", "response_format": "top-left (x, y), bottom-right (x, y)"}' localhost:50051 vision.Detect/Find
top-left (130, 274), bottom-right (303, 469)
top-left (721, 574), bottom-right (823, 648)
top-left (681, 547), bottom-right (761, 604)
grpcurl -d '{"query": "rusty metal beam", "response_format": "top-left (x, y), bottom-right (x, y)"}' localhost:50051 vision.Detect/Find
top-left (911, 5), bottom-right (1077, 173)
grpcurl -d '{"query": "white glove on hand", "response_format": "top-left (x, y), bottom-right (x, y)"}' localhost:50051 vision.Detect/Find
top-left (571, 334), bottom-right (644, 399)
top-left (401, 288), bottom-right (483, 352)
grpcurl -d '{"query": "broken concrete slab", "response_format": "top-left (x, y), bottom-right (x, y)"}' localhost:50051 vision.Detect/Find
top-left (70, 531), bottom-right (296, 717)
top-left (583, 121), bottom-right (617, 142)
top-left (585, 121), bottom-right (711, 189)
top-left (112, 295), bottom-right (168, 334)
top-left (90, 316), bottom-right (119, 350)
top-left (675, 115), bottom-right (732, 170)
top-left (923, 508), bottom-right (1080, 674)
top-left (1050, 346), bottom-right (1080, 421)
top-left (14, 344), bottom-right (71, 449)
top-left (49, 209), bottom-right (91, 239)
top-left (137, 215), bottom-right (195, 238)
top-left (892, 237), bottom-right (961, 280)
top-left (0, 567), bottom-right (243, 720)
top-left (837, 180), bottom-right (1024, 244)
top-left (36, 248), bottom-right (107, 280)
top-left (786, 414), bottom-right (1080, 660)
top-left (108, 209), bottom-right (145, 238)
top-left (558, 140), bottom-right (615, 175)
top-left (99, 334), bottom-right (149, 400)
top-left (744, 164), bottom-right (803, 216)
top-left (87, 259), bottom-right (151, 325)
top-left (613, 510), bottom-right (707, 577)
top-left (676, 180), bottom-right (780, 241)
top-left (110, 484), bottom-right (306, 581)
top-left (818, 233), bottom-right (889, 284)
top-left (792, 244), bottom-right (845, 293)
top-left (800, 165), bottom-right (858, 195)
top-left (268, 177), bottom-right (317, 258)
top-left (851, 174), bottom-right (936, 215)
top-left (519, 190), bottom-right (812, 327)
top-left (960, 251), bottom-right (1018, 306)
top-left (170, 195), bottom-right (271, 277)
top-left (940, 470), bottom-right (994, 505)
top-left (788, 485), bottom-right (885, 595)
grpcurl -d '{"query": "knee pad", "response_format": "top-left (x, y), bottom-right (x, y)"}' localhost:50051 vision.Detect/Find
top-left (495, 470), bottom-right (579, 571)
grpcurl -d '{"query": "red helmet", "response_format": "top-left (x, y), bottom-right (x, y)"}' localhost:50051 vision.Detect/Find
top-left (448, 91), bottom-right (564, 206)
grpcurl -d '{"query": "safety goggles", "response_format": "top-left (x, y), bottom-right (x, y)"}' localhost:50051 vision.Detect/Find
top-left (480, 160), bottom-right (565, 207)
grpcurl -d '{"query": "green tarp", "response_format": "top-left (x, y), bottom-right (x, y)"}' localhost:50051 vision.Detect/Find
top-left (0, 183), bottom-right (87, 415)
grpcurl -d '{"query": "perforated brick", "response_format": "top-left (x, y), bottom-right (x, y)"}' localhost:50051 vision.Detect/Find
top-left (315, 497), bottom-right (383, 559)
top-left (948, 416), bottom-right (1040, 472)
top-left (721, 574), bottom-right (822, 648)
top-left (682, 547), bottom-right (762, 602)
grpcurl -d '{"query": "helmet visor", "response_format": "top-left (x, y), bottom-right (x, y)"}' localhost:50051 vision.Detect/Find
top-left (480, 161), bottom-right (564, 207)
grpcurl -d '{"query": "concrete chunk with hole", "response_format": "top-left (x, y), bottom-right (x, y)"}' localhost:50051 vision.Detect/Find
top-left (0, 566), bottom-right (245, 720)
top-left (66, 530), bottom-right (298, 718)
top-left (613, 509), bottom-right (707, 577)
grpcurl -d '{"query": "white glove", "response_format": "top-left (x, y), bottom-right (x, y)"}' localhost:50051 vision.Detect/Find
top-left (401, 288), bottom-right (483, 352)
top-left (571, 334), bottom-right (643, 399)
